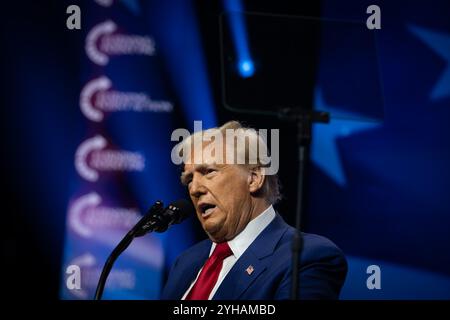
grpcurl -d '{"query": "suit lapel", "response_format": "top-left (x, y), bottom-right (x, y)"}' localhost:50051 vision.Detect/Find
top-left (213, 214), bottom-right (289, 300)
top-left (168, 240), bottom-right (211, 299)
top-left (212, 247), bottom-right (265, 300)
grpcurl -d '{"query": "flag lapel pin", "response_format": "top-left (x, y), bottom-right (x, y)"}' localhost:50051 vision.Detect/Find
top-left (246, 265), bottom-right (254, 275)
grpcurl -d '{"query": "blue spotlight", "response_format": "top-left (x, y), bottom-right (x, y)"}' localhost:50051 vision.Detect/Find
top-left (238, 60), bottom-right (254, 77)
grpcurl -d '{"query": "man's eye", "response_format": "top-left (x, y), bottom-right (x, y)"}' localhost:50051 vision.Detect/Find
top-left (206, 169), bottom-right (216, 176)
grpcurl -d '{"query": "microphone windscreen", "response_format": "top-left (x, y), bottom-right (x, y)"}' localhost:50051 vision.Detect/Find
top-left (169, 199), bottom-right (195, 222)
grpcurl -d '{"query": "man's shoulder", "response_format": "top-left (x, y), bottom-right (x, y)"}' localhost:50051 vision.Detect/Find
top-left (277, 222), bottom-right (346, 264)
top-left (302, 232), bottom-right (344, 253)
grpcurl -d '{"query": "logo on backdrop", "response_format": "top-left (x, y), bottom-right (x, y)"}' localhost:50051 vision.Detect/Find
top-left (68, 192), bottom-right (141, 238)
top-left (75, 135), bottom-right (145, 182)
top-left (66, 253), bottom-right (135, 299)
top-left (94, 0), bottom-right (113, 7)
top-left (80, 76), bottom-right (173, 122)
top-left (85, 20), bottom-right (156, 65)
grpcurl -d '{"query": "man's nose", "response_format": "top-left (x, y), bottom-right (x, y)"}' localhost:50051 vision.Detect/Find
top-left (189, 174), bottom-right (207, 198)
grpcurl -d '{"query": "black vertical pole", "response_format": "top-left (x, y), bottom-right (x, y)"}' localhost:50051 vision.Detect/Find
top-left (290, 117), bottom-right (313, 300)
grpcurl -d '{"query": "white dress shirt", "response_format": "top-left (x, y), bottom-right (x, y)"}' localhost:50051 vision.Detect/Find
top-left (182, 205), bottom-right (276, 300)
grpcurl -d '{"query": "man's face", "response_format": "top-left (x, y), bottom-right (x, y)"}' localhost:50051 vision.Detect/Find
top-left (181, 146), bottom-right (255, 243)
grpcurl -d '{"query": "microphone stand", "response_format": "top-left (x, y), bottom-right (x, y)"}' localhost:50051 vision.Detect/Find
top-left (94, 201), bottom-right (164, 300)
top-left (278, 108), bottom-right (329, 300)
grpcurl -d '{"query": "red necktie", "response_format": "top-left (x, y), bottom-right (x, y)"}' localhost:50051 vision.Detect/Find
top-left (185, 242), bottom-right (233, 300)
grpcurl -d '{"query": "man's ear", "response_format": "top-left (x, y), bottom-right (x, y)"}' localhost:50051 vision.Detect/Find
top-left (248, 167), bottom-right (265, 194)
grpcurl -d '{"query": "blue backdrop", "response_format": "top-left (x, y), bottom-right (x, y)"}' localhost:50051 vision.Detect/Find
top-left (308, 0), bottom-right (450, 299)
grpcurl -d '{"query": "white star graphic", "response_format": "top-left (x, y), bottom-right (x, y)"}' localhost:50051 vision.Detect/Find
top-left (311, 88), bottom-right (380, 186)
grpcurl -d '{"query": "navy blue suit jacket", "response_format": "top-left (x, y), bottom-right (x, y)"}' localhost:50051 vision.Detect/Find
top-left (161, 213), bottom-right (347, 300)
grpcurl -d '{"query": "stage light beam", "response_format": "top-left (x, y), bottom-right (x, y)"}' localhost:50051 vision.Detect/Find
top-left (238, 59), bottom-right (254, 77)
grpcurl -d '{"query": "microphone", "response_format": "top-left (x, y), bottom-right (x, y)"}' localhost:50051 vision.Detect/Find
top-left (134, 199), bottom-right (194, 236)
top-left (94, 199), bottom-right (194, 300)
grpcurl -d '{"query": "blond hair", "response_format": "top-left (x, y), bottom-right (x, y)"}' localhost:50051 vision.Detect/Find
top-left (176, 120), bottom-right (281, 204)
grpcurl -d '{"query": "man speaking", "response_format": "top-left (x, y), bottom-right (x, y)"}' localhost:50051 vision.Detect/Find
top-left (161, 121), bottom-right (347, 300)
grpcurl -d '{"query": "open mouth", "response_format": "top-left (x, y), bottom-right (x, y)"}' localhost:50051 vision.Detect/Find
top-left (198, 203), bottom-right (217, 218)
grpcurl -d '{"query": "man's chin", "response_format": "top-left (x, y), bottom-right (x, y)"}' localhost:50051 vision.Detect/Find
top-left (203, 224), bottom-right (219, 236)
top-left (206, 233), bottom-right (226, 243)
top-left (204, 224), bottom-right (225, 242)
